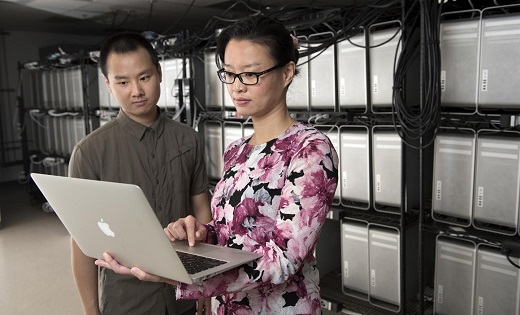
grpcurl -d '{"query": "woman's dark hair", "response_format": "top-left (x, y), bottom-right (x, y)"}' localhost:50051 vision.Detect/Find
top-left (98, 32), bottom-right (159, 78)
top-left (216, 16), bottom-right (299, 76)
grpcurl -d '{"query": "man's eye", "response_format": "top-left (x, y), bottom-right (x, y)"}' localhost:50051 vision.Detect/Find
top-left (117, 81), bottom-right (128, 86)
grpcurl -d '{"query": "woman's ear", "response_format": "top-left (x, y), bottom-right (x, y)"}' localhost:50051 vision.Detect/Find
top-left (283, 61), bottom-right (296, 88)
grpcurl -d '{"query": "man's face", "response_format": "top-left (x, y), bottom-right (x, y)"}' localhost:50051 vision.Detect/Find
top-left (104, 46), bottom-right (162, 126)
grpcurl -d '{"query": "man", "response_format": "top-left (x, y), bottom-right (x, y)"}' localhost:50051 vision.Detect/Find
top-left (69, 32), bottom-right (211, 315)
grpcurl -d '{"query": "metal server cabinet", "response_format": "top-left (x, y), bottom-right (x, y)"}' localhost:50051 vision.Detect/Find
top-left (473, 132), bottom-right (520, 235)
top-left (204, 50), bottom-right (223, 110)
top-left (64, 67), bottom-right (72, 109)
top-left (316, 125), bottom-right (340, 204)
top-left (337, 32), bottom-right (367, 111)
top-left (439, 17), bottom-right (480, 111)
top-left (341, 219), bottom-right (369, 300)
top-left (372, 127), bottom-right (402, 212)
top-left (223, 121), bottom-right (243, 151)
top-left (287, 35), bottom-right (309, 111)
top-left (369, 22), bottom-right (401, 111)
top-left (368, 224), bottom-right (418, 312)
top-left (339, 126), bottom-right (370, 209)
top-left (478, 12), bottom-right (520, 110)
top-left (157, 58), bottom-right (169, 108)
top-left (474, 245), bottom-right (520, 315)
top-left (204, 121), bottom-right (223, 180)
top-left (432, 131), bottom-right (476, 226)
top-left (309, 32), bottom-right (336, 111)
top-left (434, 236), bottom-right (476, 315)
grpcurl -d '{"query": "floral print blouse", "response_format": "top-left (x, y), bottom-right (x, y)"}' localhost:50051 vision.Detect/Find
top-left (176, 122), bottom-right (338, 315)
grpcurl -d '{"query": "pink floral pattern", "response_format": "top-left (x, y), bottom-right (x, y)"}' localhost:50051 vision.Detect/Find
top-left (176, 122), bottom-right (338, 314)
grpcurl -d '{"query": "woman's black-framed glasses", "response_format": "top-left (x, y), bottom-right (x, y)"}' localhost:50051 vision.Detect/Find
top-left (217, 64), bottom-right (284, 85)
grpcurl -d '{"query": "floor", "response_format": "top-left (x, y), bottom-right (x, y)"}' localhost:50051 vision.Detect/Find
top-left (0, 181), bottom-right (83, 315)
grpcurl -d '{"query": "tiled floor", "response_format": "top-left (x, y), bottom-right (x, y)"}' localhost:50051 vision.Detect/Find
top-left (0, 181), bottom-right (83, 315)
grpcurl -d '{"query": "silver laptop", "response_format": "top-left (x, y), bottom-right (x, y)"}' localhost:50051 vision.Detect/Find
top-left (31, 173), bottom-right (261, 284)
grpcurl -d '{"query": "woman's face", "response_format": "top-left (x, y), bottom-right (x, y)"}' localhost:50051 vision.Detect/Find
top-left (222, 39), bottom-right (294, 118)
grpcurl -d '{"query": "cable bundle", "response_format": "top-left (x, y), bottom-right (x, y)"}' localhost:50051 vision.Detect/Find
top-left (392, 0), bottom-right (442, 149)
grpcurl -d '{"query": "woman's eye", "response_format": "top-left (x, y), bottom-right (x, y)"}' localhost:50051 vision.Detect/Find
top-left (243, 73), bottom-right (256, 78)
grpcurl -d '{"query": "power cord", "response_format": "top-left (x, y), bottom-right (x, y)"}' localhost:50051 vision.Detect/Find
top-left (505, 251), bottom-right (520, 269)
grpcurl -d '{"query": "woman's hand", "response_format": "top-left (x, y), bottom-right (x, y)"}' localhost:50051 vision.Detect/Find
top-left (197, 298), bottom-right (212, 315)
top-left (165, 215), bottom-right (207, 246)
top-left (95, 252), bottom-right (179, 286)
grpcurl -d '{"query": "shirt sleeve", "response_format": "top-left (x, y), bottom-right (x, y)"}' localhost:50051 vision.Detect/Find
top-left (175, 134), bottom-right (339, 300)
top-left (189, 133), bottom-right (210, 197)
top-left (68, 145), bottom-right (98, 180)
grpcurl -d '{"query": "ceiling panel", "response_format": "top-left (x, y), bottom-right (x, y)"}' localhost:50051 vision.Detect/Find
top-left (0, 0), bottom-right (372, 36)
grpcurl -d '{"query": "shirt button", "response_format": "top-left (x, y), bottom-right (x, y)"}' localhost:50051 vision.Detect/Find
top-left (151, 154), bottom-right (155, 159)
top-left (156, 179), bottom-right (159, 184)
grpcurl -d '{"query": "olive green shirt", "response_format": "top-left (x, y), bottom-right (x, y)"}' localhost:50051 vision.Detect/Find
top-left (69, 108), bottom-right (209, 315)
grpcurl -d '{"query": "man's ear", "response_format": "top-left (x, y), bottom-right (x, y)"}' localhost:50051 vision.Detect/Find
top-left (104, 76), bottom-right (112, 94)
top-left (157, 64), bottom-right (163, 83)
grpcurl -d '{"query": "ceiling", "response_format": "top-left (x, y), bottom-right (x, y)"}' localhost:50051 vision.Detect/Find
top-left (0, 0), bottom-right (362, 37)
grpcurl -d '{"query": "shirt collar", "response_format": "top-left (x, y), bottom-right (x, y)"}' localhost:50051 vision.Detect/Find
top-left (116, 107), bottom-right (165, 140)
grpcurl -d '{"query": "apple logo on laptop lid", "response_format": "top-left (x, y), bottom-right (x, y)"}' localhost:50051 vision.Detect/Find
top-left (98, 218), bottom-right (115, 237)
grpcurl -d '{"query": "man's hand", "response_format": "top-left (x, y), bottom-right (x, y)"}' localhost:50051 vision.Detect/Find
top-left (95, 253), bottom-right (179, 286)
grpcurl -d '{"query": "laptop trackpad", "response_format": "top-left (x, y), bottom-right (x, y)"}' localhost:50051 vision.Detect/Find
top-left (171, 241), bottom-right (218, 255)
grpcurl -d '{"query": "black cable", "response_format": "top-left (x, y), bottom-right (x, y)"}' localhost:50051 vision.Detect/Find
top-left (391, 0), bottom-right (442, 149)
top-left (505, 251), bottom-right (520, 269)
top-left (161, 0), bottom-right (196, 34)
top-left (146, 1), bottom-right (154, 30)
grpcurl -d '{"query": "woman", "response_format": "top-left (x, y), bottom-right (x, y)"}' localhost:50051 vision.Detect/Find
top-left (98, 16), bottom-right (338, 315)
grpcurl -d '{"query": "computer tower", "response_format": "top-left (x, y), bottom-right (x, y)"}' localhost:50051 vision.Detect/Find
top-left (204, 121), bottom-right (223, 179)
top-left (432, 131), bottom-right (476, 226)
top-left (161, 58), bottom-right (185, 109)
top-left (339, 126), bottom-right (370, 209)
top-left (369, 22), bottom-right (401, 111)
top-left (439, 17), bottom-right (480, 110)
top-left (243, 122), bottom-right (254, 138)
top-left (316, 125), bottom-right (340, 204)
top-left (73, 117), bottom-right (86, 147)
top-left (223, 121), bottom-right (243, 151)
top-left (473, 132), bottom-right (520, 235)
top-left (62, 68), bottom-right (71, 110)
top-left (372, 127), bottom-right (402, 212)
top-left (41, 71), bottom-right (51, 109)
top-left (71, 66), bottom-right (84, 110)
top-left (337, 32), bottom-right (367, 110)
top-left (368, 223), bottom-right (418, 312)
top-left (474, 244), bottom-right (520, 315)
top-left (287, 35), bottom-right (309, 111)
top-left (204, 51), bottom-right (223, 110)
top-left (434, 236), bottom-right (476, 315)
top-left (341, 219), bottom-right (369, 300)
top-left (309, 32), bottom-right (336, 111)
top-left (478, 13), bottom-right (520, 110)
top-left (97, 67), bottom-right (118, 109)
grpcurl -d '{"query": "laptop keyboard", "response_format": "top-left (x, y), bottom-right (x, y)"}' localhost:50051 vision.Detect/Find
top-left (177, 251), bottom-right (227, 275)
